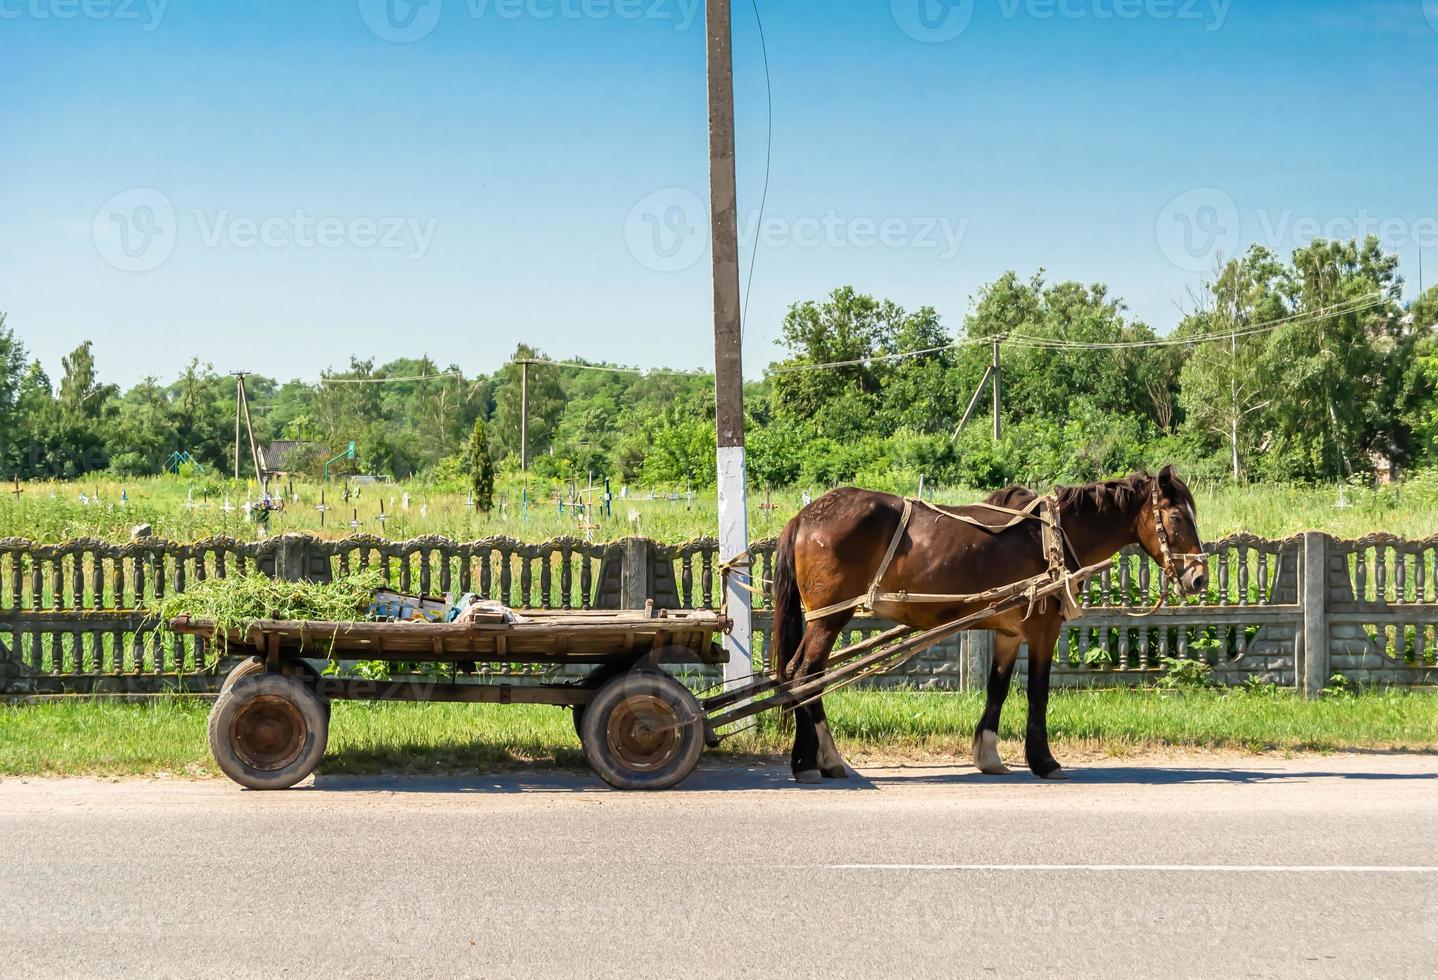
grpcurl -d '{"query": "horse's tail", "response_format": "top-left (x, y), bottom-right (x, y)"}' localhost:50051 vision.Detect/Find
top-left (770, 518), bottom-right (806, 681)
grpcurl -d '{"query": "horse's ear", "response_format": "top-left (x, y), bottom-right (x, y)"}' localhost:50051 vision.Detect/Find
top-left (1158, 464), bottom-right (1177, 490)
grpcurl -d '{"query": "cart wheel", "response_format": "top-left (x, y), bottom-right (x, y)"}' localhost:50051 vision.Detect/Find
top-left (581, 670), bottom-right (704, 791)
top-left (208, 673), bottom-right (329, 790)
top-left (221, 657), bottom-right (331, 721)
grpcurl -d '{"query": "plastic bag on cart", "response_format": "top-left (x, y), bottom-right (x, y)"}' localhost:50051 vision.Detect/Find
top-left (448, 593), bottom-right (528, 625)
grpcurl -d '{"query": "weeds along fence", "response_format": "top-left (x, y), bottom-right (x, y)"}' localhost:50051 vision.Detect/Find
top-left (0, 532), bottom-right (1435, 696)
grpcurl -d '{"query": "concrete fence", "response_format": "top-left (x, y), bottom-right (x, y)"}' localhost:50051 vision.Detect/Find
top-left (1, 531), bottom-right (1435, 696)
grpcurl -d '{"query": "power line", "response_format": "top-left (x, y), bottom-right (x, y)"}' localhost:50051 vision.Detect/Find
top-left (319, 372), bottom-right (465, 384)
top-left (1000, 293), bottom-right (1391, 351)
top-left (762, 291), bottom-right (1394, 375)
top-left (740, 0), bottom-right (773, 342)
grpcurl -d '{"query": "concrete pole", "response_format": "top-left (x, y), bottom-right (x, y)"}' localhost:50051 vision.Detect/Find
top-left (707, 0), bottom-right (752, 690)
top-left (992, 340), bottom-right (1002, 441)
top-left (520, 359), bottom-right (529, 472)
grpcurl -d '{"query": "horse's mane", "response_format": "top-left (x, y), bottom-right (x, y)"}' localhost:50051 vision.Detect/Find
top-left (983, 470), bottom-right (1195, 517)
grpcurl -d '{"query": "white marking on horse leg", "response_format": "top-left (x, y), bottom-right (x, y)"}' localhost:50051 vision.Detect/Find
top-left (972, 730), bottom-right (1012, 776)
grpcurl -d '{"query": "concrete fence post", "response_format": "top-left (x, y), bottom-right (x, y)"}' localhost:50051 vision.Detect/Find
top-left (620, 537), bottom-right (652, 611)
top-left (961, 631), bottom-right (994, 692)
top-left (1301, 531), bottom-right (1330, 698)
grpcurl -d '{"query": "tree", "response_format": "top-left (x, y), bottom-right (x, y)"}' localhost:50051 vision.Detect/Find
top-left (1177, 247), bottom-right (1288, 480)
top-left (492, 345), bottom-right (563, 462)
top-left (1262, 237), bottom-right (1402, 479)
top-left (963, 272), bottom-right (1171, 429)
top-left (771, 287), bottom-right (958, 439)
top-left (467, 417), bottom-right (495, 513)
top-left (0, 314), bottom-right (27, 472)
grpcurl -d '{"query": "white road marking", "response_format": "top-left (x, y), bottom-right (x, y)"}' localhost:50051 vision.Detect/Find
top-left (827, 864), bottom-right (1438, 873)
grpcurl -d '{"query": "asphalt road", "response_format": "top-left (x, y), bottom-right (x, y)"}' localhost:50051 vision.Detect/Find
top-left (2, 754), bottom-right (1436, 979)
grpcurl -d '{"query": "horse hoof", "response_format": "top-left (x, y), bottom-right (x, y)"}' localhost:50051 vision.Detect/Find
top-left (972, 731), bottom-right (1010, 775)
top-left (821, 766), bottom-right (851, 780)
top-left (794, 770), bottom-right (823, 785)
top-left (1038, 766), bottom-right (1069, 781)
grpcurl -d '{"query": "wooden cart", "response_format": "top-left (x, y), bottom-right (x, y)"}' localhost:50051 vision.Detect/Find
top-left (170, 608), bottom-right (731, 792)
top-left (174, 556), bottom-right (1112, 792)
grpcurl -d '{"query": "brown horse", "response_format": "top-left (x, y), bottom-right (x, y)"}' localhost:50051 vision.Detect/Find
top-left (769, 466), bottom-right (1206, 783)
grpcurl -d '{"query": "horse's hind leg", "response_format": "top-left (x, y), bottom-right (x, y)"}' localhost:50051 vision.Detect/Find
top-left (788, 620), bottom-right (844, 784)
top-left (972, 631), bottom-right (1021, 775)
top-left (809, 694), bottom-right (850, 779)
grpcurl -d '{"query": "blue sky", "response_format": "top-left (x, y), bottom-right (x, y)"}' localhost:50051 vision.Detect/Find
top-left (2, 0), bottom-right (1436, 386)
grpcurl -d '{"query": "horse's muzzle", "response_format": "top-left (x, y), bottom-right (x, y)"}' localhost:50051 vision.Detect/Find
top-left (1182, 567), bottom-right (1208, 595)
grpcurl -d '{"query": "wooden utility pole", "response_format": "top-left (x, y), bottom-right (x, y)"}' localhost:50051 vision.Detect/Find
top-left (707, 0), bottom-right (752, 690)
top-left (991, 340), bottom-right (1003, 441)
top-left (230, 372), bottom-right (263, 482)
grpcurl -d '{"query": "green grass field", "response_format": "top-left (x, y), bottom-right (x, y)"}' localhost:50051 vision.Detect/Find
top-left (4, 470), bottom-right (1438, 544)
top-left (2, 688), bottom-right (1434, 778)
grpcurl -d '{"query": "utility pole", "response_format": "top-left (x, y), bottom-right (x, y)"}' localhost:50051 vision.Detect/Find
top-left (230, 372), bottom-right (263, 483)
top-left (519, 358), bottom-right (531, 471)
top-left (991, 340), bottom-right (1002, 441)
top-left (232, 372), bottom-right (246, 480)
top-left (707, 0), bottom-right (752, 690)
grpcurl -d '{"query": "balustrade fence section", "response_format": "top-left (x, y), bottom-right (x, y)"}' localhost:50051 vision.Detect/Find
top-left (2, 532), bottom-right (1435, 695)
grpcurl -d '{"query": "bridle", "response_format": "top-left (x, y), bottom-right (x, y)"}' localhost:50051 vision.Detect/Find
top-left (1149, 479), bottom-right (1207, 594)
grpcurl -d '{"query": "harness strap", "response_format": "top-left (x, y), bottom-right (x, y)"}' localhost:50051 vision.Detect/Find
top-left (804, 493), bottom-right (1080, 623)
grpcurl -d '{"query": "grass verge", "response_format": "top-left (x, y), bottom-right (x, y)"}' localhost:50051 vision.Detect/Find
top-left (2, 688), bottom-right (1436, 778)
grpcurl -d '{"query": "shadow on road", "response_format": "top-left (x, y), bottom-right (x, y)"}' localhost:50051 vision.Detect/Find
top-left (303, 760), bottom-right (1436, 795)
top-left (307, 762), bottom-right (881, 794)
top-left (859, 765), bottom-right (1438, 787)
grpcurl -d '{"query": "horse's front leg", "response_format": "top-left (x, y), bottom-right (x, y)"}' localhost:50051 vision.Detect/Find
top-left (1023, 616), bottom-right (1067, 780)
top-left (972, 631), bottom-right (1021, 775)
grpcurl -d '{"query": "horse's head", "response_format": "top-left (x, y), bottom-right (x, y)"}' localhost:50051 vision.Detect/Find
top-left (1135, 465), bottom-right (1207, 595)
